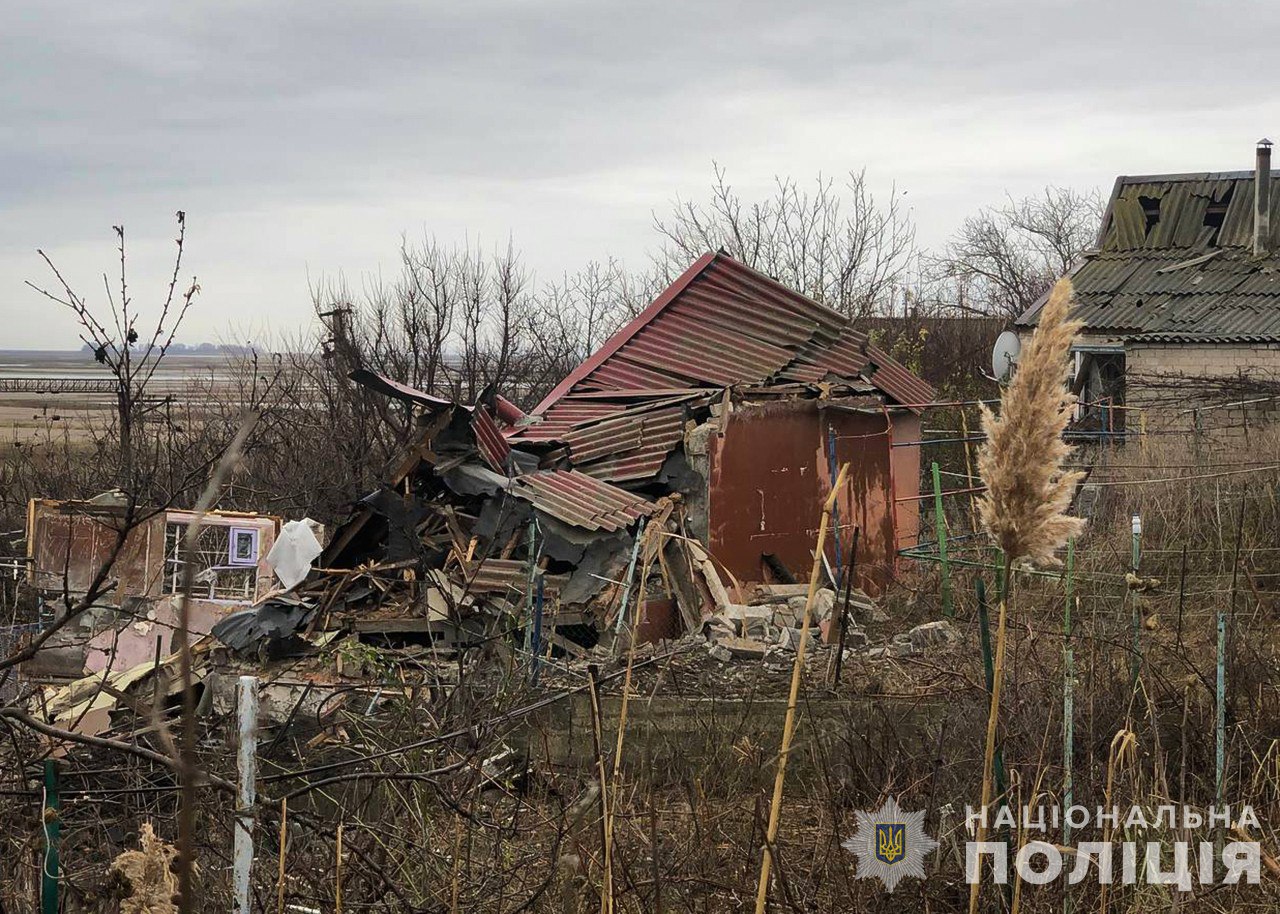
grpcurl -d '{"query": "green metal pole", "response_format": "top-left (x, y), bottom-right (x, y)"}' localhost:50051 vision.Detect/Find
top-left (931, 461), bottom-right (952, 618)
top-left (42, 760), bottom-right (59, 914)
top-left (975, 579), bottom-right (1006, 809)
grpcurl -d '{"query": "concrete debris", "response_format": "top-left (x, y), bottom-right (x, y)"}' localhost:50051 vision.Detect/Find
top-left (706, 642), bottom-right (734, 663)
top-left (715, 635), bottom-right (770, 660)
top-left (908, 620), bottom-right (958, 652)
top-left (863, 620), bottom-right (961, 663)
top-left (775, 627), bottom-right (805, 651)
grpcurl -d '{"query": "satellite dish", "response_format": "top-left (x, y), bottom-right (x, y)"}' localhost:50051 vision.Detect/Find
top-left (992, 331), bottom-right (1022, 382)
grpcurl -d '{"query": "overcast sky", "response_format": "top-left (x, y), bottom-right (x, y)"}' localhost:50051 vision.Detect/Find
top-left (3, 0), bottom-right (1276, 349)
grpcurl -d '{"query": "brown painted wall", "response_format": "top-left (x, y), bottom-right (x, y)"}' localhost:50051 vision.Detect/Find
top-left (27, 503), bottom-right (164, 602)
top-left (705, 401), bottom-right (920, 593)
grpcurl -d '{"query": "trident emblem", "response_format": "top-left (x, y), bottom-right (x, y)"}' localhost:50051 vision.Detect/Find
top-left (875, 823), bottom-right (905, 864)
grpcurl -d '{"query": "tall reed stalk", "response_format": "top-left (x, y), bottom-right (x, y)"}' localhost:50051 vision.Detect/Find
top-left (969, 280), bottom-right (1084, 914)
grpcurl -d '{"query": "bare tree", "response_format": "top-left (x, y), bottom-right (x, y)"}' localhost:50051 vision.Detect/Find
top-left (25, 212), bottom-right (199, 490)
top-left (652, 164), bottom-right (917, 317)
top-left (524, 259), bottom-right (645, 395)
top-left (938, 186), bottom-right (1103, 319)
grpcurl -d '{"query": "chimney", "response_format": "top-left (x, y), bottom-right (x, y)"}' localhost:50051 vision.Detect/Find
top-left (1255, 138), bottom-right (1272, 256)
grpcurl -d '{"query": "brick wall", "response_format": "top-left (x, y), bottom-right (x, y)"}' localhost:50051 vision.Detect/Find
top-left (1126, 342), bottom-right (1280, 434)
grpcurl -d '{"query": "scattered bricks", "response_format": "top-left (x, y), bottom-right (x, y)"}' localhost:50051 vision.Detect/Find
top-left (707, 642), bottom-right (733, 663)
top-left (908, 620), bottom-right (957, 652)
top-left (703, 616), bottom-right (735, 640)
top-left (847, 589), bottom-right (888, 623)
top-left (775, 627), bottom-right (804, 651)
top-left (772, 605), bottom-right (799, 628)
top-left (866, 646), bottom-right (891, 660)
top-left (811, 589), bottom-right (835, 623)
top-left (890, 641), bottom-right (916, 658)
top-left (842, 629), bottom-right (869, 649)
top-left (749, 583), bottom-right (811, 604)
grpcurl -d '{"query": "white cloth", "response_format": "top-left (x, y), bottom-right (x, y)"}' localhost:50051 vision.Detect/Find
top-left (265, 519), bottom-right (324, 590)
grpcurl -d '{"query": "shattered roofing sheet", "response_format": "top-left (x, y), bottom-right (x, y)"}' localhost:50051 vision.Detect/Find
top-left (528, 253), bottom-right (934, 414)
top-left (463, 558), bottom-right (568, 595)
top-left (509, 469), bottom-right (655, 532)
top-left (470, 404), bottom-right (511, 473)
top-left (1016, 171), bottom-right (1280, 339)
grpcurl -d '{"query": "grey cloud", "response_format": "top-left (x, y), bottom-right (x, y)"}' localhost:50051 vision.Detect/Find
top-left (3, 0), bottom-right (1279, 347)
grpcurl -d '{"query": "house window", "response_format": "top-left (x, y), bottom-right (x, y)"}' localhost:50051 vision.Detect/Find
top-left (228, 527), bottom-right (259, 566)
top-left (1073, 349), bottom-right (1126, 437)
top-left (163, 523), bottom-right (260, 601)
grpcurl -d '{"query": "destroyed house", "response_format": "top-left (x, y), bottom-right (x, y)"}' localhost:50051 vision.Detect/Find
top-left (1015, 140), bottom-right (1280, 435)
top-left (313, 252), bottom-right (931, 650)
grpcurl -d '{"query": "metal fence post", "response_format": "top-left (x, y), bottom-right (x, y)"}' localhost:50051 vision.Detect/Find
top-left (234, 675), bottom-right (259, 914)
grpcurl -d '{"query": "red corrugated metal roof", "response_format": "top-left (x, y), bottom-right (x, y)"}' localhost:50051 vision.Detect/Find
top-left (529, 253), bottom-right (932, 415)
top-left (463, 558), bottom-right (568, 595)
top-left (865, 346), bottom-right (936, 407)
top-left (510, 470), bottom-right (655, 532)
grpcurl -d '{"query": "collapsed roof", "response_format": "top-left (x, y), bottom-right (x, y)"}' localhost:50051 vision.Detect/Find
top-left (509, 251), bottom-right (933, 484)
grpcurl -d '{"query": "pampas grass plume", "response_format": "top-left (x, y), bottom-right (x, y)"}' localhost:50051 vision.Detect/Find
top-left (978, 278), bottom-right (1086, 565)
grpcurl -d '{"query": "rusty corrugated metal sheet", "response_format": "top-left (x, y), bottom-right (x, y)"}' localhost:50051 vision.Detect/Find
top-left (463, 558), bottom-right (568, 595)
top-left (348, 368), bottom-right (455, 408)
top-left (865, 347), bottom-right (936, 407)
top-left (502, 253), bottom-right (931, 487)
top-left (510, 470), bottom-right (655, 532)
top-left (513, 401), bottom-right (626, 442)
top-left (470, 404), bottom-right (510, 473)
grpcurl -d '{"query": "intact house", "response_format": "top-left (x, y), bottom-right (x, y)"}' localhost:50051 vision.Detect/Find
top-left (24, 497), bottom-right (281, 680)
top-left (1014, 140), bottom-right (1280, 438)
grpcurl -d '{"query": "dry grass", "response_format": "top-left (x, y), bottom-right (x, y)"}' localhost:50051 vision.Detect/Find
top-left (111, 822), bottom-right (179, 914)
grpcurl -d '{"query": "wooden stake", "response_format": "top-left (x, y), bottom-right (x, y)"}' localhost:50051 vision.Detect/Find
top-left (335, 823), bottom-right (344, 914)
top-left (276, 799), bottom-right (288, 914)
top-left (586, 665), bottom-right (612, 914)
top-left (753, 463), bottom-right (849, 914)
top-left (1062, 540), bottom-right (1075, 914)
top-left (602, 542), bottom-right (653, 914)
